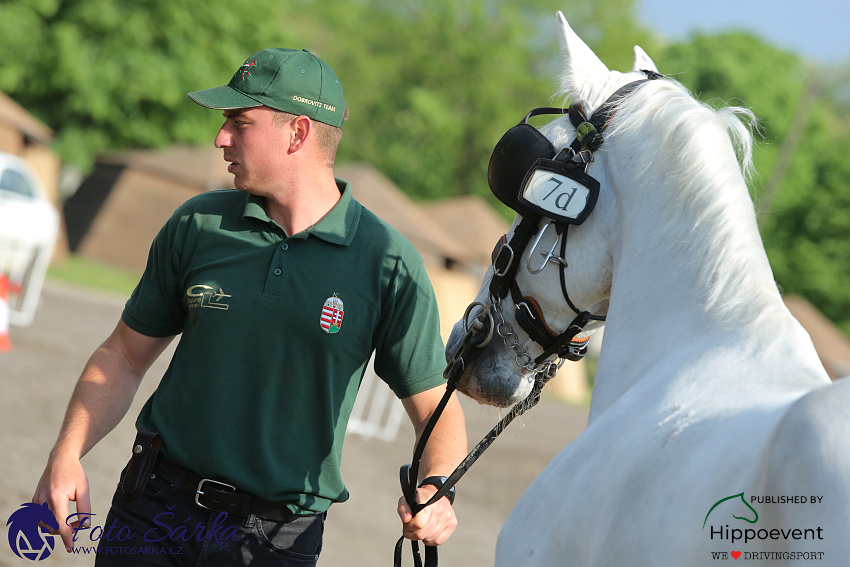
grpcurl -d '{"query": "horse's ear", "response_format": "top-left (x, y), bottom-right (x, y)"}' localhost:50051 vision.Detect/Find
top-left (556, 11), bottom-right (610, 101)
top-left (632, 45), bottom-right (658, 74)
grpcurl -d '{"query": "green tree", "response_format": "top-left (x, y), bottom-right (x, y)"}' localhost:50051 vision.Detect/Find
top-left (0, 0), bottom-right (296, 169)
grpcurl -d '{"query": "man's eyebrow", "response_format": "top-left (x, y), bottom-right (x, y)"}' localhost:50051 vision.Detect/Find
top-left (223, 109), bottom-right (248, 119)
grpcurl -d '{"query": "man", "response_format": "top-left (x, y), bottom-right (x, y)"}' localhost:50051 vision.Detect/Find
top-left (33, 48), bottom-right (467, 566)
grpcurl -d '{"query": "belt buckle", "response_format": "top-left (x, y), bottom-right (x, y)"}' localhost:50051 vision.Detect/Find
top-left (195, 478), bottom-right (236, 510)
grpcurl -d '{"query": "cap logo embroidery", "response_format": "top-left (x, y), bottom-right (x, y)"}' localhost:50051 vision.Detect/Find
top-left (238, 60), bottom-right (257, 80)
top-left (320, 293), bottom-right (344, 334)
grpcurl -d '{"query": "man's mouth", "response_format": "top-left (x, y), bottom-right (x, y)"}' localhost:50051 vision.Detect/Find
top-left (224, 156), bottom-right (239, 173)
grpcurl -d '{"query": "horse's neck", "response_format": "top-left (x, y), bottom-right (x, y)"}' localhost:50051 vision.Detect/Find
top-left (587, 171), bottom-right (823, 422)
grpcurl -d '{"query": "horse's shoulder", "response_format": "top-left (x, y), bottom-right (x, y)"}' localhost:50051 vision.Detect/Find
top-left (766, 379), bottom-right (850, 487)
top-left (777, 379), bottom-right (850, 434)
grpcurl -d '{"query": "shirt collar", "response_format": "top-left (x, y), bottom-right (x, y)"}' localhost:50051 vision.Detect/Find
top-left (241, 178), bottom-right (360, 246)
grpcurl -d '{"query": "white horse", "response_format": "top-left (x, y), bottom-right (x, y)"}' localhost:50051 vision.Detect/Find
top-left (447, 12), bottom-right (850, 566)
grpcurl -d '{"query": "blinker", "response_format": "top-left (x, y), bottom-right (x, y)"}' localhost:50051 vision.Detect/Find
top-left (488, 120), bottom-right (557, 212)
top-left (488, 107), bottom-right (600, 226)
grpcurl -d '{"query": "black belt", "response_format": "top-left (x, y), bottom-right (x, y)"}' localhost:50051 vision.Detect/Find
top-left (153, 456), bottom-right (302, 523)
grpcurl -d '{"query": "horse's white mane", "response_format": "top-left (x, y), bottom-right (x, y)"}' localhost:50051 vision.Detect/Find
top-left (562, 77), bottom-right (781, 326)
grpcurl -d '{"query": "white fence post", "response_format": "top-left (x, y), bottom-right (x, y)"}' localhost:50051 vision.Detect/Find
top-left (346, 355), bottom-right (406, 442)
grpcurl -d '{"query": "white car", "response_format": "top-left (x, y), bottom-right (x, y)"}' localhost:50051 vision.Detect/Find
top-left (0, 152), bottom-right (59, 326)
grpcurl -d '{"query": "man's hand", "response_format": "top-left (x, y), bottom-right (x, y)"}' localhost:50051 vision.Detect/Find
top-left (32, 453), bottom-right (91, 552)
top-left (397, 484), bottom-right (458, 546)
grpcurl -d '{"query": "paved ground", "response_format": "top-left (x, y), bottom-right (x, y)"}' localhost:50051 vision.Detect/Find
top-left (1, 281), bottom-right (589, 566)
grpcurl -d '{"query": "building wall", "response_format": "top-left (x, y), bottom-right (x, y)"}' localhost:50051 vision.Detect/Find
top-left (0, 123), bottom-right (22, 155)
top-left (75, 169), bottom-right (203, 273)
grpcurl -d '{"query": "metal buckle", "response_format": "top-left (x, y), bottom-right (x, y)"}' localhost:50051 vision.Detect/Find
top-left (527, 221), bottom-right (567, 274)
top-left (195, 478), bottom-right (236, 510)
top-left (576, 149), bottom-right (594, 164)
top-left (461, 301), bottom-right (495, 347)
top-left (492, 242), bottom-right (515, 277)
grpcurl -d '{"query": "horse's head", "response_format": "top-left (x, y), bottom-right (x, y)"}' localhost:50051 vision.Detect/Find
top-left (446, 12), bottom-right (658, 407)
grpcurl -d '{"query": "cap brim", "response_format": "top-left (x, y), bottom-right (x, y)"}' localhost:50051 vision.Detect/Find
top-left (188, 85), bottom-right (263, 110)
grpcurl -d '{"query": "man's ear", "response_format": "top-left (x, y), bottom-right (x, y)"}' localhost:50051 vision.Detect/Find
top-left (289, 115), bottom-right (312, 152)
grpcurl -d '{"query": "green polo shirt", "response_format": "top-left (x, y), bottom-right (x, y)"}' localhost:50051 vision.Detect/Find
top-left (122, 180), bottom-right (446, 514)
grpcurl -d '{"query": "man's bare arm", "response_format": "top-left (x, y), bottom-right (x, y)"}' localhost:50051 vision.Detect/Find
top-left (397, 385), bottom-right (467, 546)
top-left (32, 320), bottom-right (174, 552)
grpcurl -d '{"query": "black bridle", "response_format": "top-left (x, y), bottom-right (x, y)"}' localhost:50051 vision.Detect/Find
top-left (394, 72), bottom-right (661, 567)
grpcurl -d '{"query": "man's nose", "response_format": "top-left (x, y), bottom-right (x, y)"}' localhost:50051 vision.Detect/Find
top-left (215, 126), bottom-right (232, 148)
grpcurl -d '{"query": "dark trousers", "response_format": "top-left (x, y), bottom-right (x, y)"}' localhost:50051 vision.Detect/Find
top-left (90, 466), bottom-right (325, 566)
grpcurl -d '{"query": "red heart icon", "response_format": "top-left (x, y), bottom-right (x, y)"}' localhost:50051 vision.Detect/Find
top-left (731, 551), bottom-right (741, 560)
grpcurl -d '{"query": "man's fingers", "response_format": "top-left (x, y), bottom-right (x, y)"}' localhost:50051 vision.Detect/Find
top-left (420, 502), bottom-right (457, 546)
top-left (72, 483), bottom-right (93, 529)
top-left (397, 497), bottom-right (413, 523)
top-left (46, 494), bottom-right (75, 552)
top-left (402, 505), bottom-right (431, 540)
top-left (35, 472), bottom-right (91, 551)
top-left (399, 498), bottom-right (457, 545)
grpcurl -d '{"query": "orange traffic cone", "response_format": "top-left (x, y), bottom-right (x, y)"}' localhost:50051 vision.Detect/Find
top-left (0, 274), bottom-right (12, 352)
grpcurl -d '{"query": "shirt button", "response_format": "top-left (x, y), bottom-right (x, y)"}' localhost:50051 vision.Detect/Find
top-left (281, 243), bottom-right (289, 251)
top-left (273, 268), bottom-right (282, 276)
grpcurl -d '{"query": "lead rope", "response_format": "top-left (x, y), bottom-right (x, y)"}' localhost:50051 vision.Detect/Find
top-left (394, 337), bottom-right (554, 567)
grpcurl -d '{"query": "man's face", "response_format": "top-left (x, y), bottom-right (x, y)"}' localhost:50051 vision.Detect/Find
top-left (215, 106), bottom-right (292, 194)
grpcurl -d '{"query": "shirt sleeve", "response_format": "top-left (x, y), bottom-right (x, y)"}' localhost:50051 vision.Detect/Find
top-left (121, 212), bottom-right (186, 337)
top-left (372, 253), bottom-right (447, 399)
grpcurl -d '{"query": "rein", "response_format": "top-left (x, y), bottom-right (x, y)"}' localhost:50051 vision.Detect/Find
top-left (394, 316), bottom-right (553, 567)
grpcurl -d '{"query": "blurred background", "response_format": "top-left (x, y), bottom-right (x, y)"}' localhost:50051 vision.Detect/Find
top-left (1, 0), bottom-right (849, 564)
top-left (0, 0), bottom-right (848, 343)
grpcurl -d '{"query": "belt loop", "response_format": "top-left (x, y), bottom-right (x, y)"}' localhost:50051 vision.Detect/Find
top-left (244, 511), bottom-right (257, 529)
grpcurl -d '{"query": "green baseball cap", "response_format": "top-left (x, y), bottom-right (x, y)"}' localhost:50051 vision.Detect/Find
top-left (189, 48), bottom-right (346, 128)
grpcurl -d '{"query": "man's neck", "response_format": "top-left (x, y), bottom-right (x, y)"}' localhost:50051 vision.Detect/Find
top-left (263, 169), bottom-right (341, 236)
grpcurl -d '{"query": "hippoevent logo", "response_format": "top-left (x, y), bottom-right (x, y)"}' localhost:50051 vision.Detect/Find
top-left (6, 503), bottom-right (59, 561)
top-left (703, 492), bottom-right (758, 528)
top-left (703, 492), bottom-right (825, 561)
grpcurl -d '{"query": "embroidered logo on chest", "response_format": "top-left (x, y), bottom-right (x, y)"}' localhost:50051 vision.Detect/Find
top-left (320, 294), bottom-right (344, 334)
top-left (186, 285), bottom-right (231, 310)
